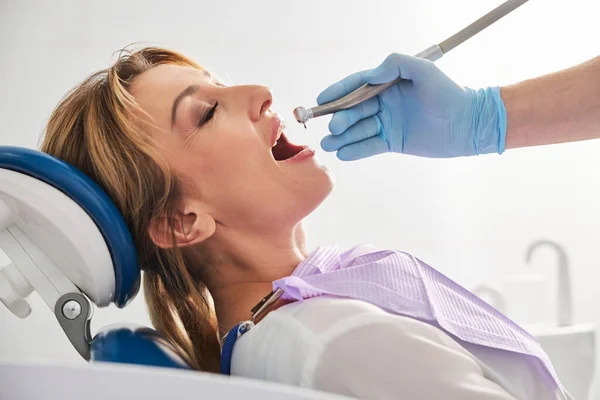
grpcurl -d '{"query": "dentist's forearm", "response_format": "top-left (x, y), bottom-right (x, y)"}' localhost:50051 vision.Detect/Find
top-left (501, 56), bottom-right (600, 150)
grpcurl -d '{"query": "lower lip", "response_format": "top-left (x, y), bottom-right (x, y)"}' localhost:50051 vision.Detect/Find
top-left (280, 147), bottom-right (316, 163)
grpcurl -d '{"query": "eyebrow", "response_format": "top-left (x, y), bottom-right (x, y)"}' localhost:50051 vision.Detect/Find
top-left (171, 84), bottom-right (200, 127)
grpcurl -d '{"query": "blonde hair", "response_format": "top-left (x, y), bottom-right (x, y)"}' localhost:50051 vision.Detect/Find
top-left (40, 47), bottom-right (220, 372)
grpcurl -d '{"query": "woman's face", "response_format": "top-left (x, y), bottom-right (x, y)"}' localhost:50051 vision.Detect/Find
top-left (130, 64), bottom-right (333, 238)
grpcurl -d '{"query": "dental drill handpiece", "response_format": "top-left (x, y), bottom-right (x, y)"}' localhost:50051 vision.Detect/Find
top-left (293, 0), bottom-right (529, 126)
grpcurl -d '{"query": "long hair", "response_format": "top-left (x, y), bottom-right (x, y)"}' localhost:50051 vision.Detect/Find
top-left (40, 47), bottom-right (221, 372)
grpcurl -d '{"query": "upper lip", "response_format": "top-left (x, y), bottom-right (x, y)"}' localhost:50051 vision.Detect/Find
top-left (270, 115), bottom-right (284, 148)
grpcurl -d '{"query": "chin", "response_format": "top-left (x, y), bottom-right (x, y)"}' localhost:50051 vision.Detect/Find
top-left (301, 167), bottom-right (335, 215)
top-left (267, 153), bottom-right (334, 228)
top-left (319, 165), bottom-right (335, 196)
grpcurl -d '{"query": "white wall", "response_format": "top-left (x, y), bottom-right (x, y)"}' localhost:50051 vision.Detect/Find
top-left (1, 0), bottom-right (599, 395)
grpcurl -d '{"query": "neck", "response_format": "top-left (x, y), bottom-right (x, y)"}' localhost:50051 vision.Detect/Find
top-left (203, 223), bottom-right (307, 341)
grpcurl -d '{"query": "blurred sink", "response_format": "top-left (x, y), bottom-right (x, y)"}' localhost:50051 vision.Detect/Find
top-left (473, 240), bottom-right (596, 399)
top-left (525, 323), bottom-right (596, 400)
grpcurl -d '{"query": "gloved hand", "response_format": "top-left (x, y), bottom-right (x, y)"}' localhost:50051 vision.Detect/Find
top-left (318, 53), bottom-right (507, 160)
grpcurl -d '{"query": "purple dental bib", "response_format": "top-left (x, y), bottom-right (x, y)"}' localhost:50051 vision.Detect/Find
top-left (272, 244), bottom-right (561, 392)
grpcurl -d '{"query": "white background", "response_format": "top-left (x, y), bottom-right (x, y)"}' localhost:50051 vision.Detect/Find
top-left (1, 0), bottom-right (599, 396)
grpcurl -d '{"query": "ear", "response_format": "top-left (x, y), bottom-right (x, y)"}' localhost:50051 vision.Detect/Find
top-left (148, 207), bottom-right (216, 250)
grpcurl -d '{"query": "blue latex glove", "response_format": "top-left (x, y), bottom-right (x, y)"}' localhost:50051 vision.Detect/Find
top-left (318, 53), bottom-right (507, 161)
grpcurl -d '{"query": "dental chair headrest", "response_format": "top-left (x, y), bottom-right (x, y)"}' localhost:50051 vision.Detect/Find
top-left (0, 146), bottom-right (140, 307)
top-left (0, 146), bottom-right (190, 368)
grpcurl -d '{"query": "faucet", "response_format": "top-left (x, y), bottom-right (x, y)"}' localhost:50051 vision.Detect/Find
top-left (525, 239), bottom-right (572, 327)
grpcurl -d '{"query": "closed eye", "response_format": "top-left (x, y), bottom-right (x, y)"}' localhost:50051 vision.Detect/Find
top-left (198, 102), bottom-right (218, 127)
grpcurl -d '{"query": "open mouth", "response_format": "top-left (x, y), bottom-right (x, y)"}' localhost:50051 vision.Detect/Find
top-left (271, 133), bottom-right (306, 161)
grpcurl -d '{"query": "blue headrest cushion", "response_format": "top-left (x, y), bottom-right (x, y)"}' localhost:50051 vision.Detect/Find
top-left (0, 146), bottom-right (140, 307)
top-left (91, 325), bottom-right (192, 370)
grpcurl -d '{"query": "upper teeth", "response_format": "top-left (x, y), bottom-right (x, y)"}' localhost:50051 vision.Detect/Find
top-left (273, 119), bottom-right (285, 147)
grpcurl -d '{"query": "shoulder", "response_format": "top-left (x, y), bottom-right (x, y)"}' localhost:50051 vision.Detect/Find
top-left (231, 296), bottom-right (464, 384)
top-left (230, 296), bottom-right (390, 383)
top-left (234, 296), bottom-right (520, 399)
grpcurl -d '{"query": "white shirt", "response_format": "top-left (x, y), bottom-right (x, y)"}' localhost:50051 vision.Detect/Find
top-left (231, 296), bottom-right (570, 400)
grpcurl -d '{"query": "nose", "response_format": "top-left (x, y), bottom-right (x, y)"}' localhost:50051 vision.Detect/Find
top-left (246, 85), bottom-right (273, 122)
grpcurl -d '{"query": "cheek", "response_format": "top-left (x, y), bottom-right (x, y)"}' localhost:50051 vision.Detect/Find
top-left (203, 129), bottom-right (267, 174)
top-left (188, 125), bottom-right (273, 193)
